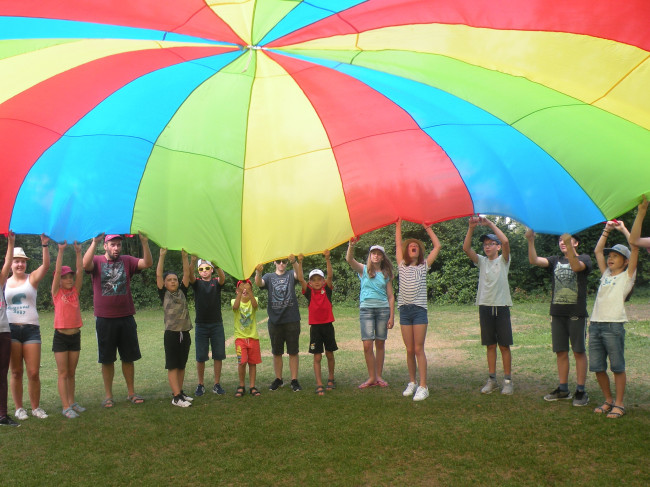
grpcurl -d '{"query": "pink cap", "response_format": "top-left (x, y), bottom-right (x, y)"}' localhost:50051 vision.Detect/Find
top-left (60, 266), bottom-right (74, 276)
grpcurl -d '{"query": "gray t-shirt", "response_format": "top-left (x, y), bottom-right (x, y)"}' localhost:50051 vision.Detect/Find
top-left (262, 272), bottom-right (300, 325)
top-left (0, 287), bottom-right (8, 333)
top-left (475, 254), bottom-right (512, 307)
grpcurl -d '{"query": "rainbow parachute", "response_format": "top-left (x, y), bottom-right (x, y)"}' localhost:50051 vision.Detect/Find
top-left (1, 0), bottom-right (649, 278)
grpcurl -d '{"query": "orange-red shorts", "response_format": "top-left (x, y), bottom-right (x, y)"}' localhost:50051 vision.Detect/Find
top-left (235, 338), bottom-right (261, 365)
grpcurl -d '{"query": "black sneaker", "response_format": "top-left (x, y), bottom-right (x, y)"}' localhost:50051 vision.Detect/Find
top-left (180, 390), bottom-right (193, 402)
top-left (572, 390), bottom-right (590, 407)
top-left (290, 379), bottom-right (302, 392)
top-left (195, 384), bottom-right (205, 397)
top-left (543, 387), bottom-right (572, 402)
top-left (0, 415), bottom-right (20, 427)
top-left (269, 378), bottom-right (284, 391)
top-left (212, 383), bottom-right (226, 395)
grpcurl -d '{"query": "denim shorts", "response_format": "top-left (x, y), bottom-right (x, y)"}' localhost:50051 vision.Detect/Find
top-left (398, 304), bottom-right (428, 325)
top-left (359, 307), bottom-right (390, 341)
top-left (9, 324), bottom-right (41, 345)
top-left (589, 321), bottom-right (625, 373)
top-left (195, 322), bottom-right (226, 362)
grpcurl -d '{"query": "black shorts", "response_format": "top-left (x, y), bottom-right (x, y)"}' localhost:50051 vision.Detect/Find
top-left (308, 323), bottom-right (338, 354)
top-left (478, 306), bottom-right (513, 346)
top-left (164, 330), bottom-right (191, 370)
top-left (95, 316), bottom-right (142, 364)
top-left (52, 330), bottom-right (81, 352)
top-left (268, 321), bottom-right (300, 355)
top-left (551, 316), bottom-right (586, 353)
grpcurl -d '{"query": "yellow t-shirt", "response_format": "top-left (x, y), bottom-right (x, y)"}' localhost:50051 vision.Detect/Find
top-left (231, 298), bottom-right (258, 339)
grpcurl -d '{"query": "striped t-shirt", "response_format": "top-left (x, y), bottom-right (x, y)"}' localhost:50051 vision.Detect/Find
top-left (397, 262), bottom-right (428, 308)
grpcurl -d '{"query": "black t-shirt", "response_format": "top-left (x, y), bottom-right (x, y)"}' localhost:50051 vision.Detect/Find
top-left (191, 278), bottom-right (223, 323)
top-left (546, 254), bottom-right (592, 317)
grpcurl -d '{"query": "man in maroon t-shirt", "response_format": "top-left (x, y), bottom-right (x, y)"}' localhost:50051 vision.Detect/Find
top-left (83, 233), bottom-right (152, 408)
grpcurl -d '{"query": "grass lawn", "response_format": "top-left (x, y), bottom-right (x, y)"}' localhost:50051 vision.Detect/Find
top-left (2, 297), bottom-right (649, 486)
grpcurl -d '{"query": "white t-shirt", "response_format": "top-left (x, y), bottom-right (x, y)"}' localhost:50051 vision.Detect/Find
top-left (590, 269), bottom-right (635, 322)
top-left (475, 254), bottom-right (512, 307)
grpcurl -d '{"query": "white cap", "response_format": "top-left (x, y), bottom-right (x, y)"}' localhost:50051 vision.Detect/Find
top-left (309, 269), bottom-right (325, 279)
top-left (197, 259), bottom-right (213, 269)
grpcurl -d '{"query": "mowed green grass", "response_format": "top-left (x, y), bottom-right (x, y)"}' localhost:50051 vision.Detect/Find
top-left (1, 298), bottom-right (649, 487)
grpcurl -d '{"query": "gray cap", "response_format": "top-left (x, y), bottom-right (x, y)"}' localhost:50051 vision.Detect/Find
top-left (604, 244), bottom-right (631, 259)
top-left (479, 233), bottom-right (501, 245)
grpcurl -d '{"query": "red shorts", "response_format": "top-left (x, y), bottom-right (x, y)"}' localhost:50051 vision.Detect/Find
top-left (235, 338), bottom-right (261, 365)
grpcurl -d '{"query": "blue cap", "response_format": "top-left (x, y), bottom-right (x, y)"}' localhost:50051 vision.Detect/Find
top-left (479, 234), bottom-right (501, 245)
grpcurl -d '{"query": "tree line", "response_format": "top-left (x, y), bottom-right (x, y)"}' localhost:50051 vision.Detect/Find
top-left (3, 206), bottom-right (647, 312)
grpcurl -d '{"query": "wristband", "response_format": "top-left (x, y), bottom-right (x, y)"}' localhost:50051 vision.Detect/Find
top-left (42, 244), bottom-right (48, 247)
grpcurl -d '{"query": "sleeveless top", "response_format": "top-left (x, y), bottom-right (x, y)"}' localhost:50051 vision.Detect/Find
top-left (5, 275), bottom-right (40, 325)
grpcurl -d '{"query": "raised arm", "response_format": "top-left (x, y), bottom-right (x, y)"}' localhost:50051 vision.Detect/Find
top-left (181, 249), bottom-right (190, 287)
top-left (138, 232), bottom-right (153, 270)
top-left (462, 217), bottom-right (479, 264)
top-left (29, 234), bottom-right (51, 287)
top-left (215, 265), bottom-right (226, 285)
top-left (0, 231), bottom-right (15, 286)
top-left (295, 253), bottom-right (307, 291)
top-left (254, 264), bottom-right (265, 288)
top-left (83, 233), bottom-right (103, 271)
top-left (52, 241), bottom-right (66, 296)
top-left (73, 241), bottom-right (83, 292)
top-left (395, 220), bottom-right (404, 264)
top-left (324, 249), bottom-right (333, 288)
top-left (485, 218), bottom-right (510, 262)
top-left (629, 195), bottom-right (650, 248)
top-left (560, 233), bottom-right (586, 273)
top-left (594, 222), bottom-right (614, 274)
top-left (189, 255), bottom-right (198, 284)
top-left (424, 224), bottom-right (441, 267)
top-left (524, 228), bottom-right (549, 267)
top-left (156, 248), bottom-right (166, 289)
top-left (346, 238), bottom-right (364, 275)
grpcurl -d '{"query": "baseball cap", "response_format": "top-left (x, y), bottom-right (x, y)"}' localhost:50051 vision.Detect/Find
top-left (604, 244), bottom-right (631, 259)
top-left (479, 234), bottom-right (501, 245)
top-left (104, 234), bottom-right (123, 242)
top-left (309, 269), bottom-right (325, 279)
top-left (60, 266), bottom-right (74, 276)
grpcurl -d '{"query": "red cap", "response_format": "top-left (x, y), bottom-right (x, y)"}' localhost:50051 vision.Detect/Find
top-left (104, 234), bottom-right (123, 242)
top-left (60, 266), bottom-right (74, 276)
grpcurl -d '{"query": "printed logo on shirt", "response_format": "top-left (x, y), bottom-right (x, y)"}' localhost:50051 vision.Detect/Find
top-left (269, 275), bottom-right (294, 309)
top-left (8, 293), bottom-right (28, 315)
top-left (552, 262), bottom-right (579, 305)
top-left (101, 260), bottom-right (127, 296)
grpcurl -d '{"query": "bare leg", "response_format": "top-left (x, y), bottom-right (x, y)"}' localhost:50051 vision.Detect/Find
top-left (313, 353), bottom-right (323, 386)
top-left (612, 371), bottom-right (626, 407)
top-left (10, 342), bottom-right (24, 410)
top-left (23, 343), bottom-right (41, 410)
top-left (238, 363), bottom-right (246, 387)
top-left (102, 362), bottom-right (115, 400)
top-left (196, 361), bottom-right (205, 386)
top-left (401, 325), bottom-right (417, 383)
top-left (595, 371), bottom-right (613, 403)
top-left (55, 351), bottom-right (71, 409)
top-left (413, 324), bottom-right (428, 387)
top-left (67, 351), bottom-right (80, 406)
top-left (213, 360), bottom-right (222, 385)
top-left (168, 369), bottom-right (181, 396)
top-left (556, 351), bottom-right (569, 384)
top-left (375, 340), bottom-right (386, 381)
top-left (499, 345), bottom-right (511, 376)
top-left (289, 353), bottom-right (299, 381)
top-left (362, 340), bottom-right (377, 384)
top-left (122, 361), bottom-right (135, 397)
top-left (486, 344), bottom-right (497, 375)
top-left (325, 351), bottom-right (335, 381)
top-left (574, 351), bottom-right (587, 387)
top-left (273, 354), bottom-right (283, 380)
top-left (249, 364), bottom-right (257, 389)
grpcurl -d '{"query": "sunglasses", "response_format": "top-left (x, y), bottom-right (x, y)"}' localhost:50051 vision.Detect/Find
top-left (275, 260), bottom-right (288, 265)
top-left (198, 266), bottom-right (212, 272)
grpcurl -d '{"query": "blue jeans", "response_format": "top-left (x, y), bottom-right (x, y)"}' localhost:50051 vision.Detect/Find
top-left (359, 307), bottom-right (389, 341)
top-left (589, 322), bottom-right (625, 373)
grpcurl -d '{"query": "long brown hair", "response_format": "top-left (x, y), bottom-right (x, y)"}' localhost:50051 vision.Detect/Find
top-left (366, 248), bottom-right (394, 280)
top-left (402, 238), bottom-right (425, 266)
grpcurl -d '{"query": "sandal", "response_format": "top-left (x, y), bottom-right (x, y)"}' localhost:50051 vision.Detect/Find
top-left (249, 387), bottom-right (261, 397)
top-left (315, 385), bottom-right (325, 396)
top-left (376, 379), bottom-right (389, 388)
top-left (358, 380), bottom-right (377, 389)
top-left (101, 398), bottom-right (114, 408)
top-left (594, 401), bottom-right (614, 414)
top-left (127, 394), bottom-right (144, 404)
top-left (326, 379), bottom-right (336, 390)
top-left (607, 405), bottom-right (626, 419)
top-left (235, 386), bottom-right (245, 397)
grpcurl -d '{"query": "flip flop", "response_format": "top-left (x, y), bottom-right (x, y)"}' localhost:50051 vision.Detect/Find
top-left (101, 398), bottom-right (114, 408)
top-left (358, 381), bottom-right (377, 389)
top-left (127, 394), bottom-right (145, 404)
top-left (376, 379), bottom-right (389, 388)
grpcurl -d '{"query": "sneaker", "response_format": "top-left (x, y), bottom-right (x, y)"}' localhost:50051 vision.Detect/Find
top-left (290, 379), bottom-right (302, 392)
top-left (402, 382), bottom-right (417, 397)
top-left (212, 383), bottom-right (226, 395)
top-left (70, 402), bottom-right (86, 413)
top-left (180, 391), bottom-right (193, 402)
top-left (269, 378), bottom-right (284, 391)
top-left (543, 387), bottom-right (572, 402)
top-left (194, 384), bottom-right (205, 396)
top-left (572, 390), bottom-right (590, 407)
top-left (14, 408), bottom-right (28, 421)
top-left (0, 415), bottom-right (20, 427)
top-left (62, 407), bottom-right (79, 419)
top-left (501, 379), bottom-right (514, 395)
top-left (171, 395), bottom-right (191, 408)
top-left (31, 407), bottom-right (48, 419)
top-left (412, 386), bottom-right (429, 402)
top-left (481, 378), bottom-right (498, 394)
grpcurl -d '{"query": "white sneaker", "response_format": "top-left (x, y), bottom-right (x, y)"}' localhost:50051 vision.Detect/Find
top-left (412, 386), bottom-right (429, 402)
top-left (31, 407), bottom-right (48, 419)
top-left (501, 379), bottom-right (514, 395)
top-left (402, 382), bottom-right (417, 397)
top-left (481, 378), bottom-right (498, 394)
top-left (15, 408), bottom-right (28, 421)
top-left (171, 396), bottom-right (191, 408)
